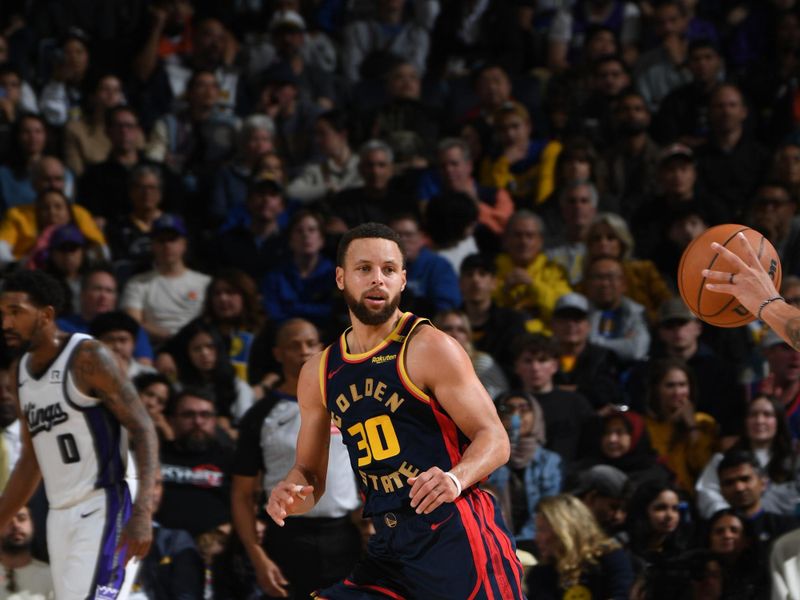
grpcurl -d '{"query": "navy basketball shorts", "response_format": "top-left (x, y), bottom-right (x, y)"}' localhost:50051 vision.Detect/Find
top-left (315, 489), bottom-right (525, 599)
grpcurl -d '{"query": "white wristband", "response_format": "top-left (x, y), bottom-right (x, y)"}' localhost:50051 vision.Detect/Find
top-left (444, 471), bottom-right (462, 497)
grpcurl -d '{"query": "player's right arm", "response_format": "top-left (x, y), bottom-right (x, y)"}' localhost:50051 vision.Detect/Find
top-left (704, 233), bottom-right (800, 351)
top-left (266, 352), bottom-right (332, 526)
top-left (0, 361), bottom-right (42, 528)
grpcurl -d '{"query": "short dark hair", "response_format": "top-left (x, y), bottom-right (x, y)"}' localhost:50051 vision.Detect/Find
top-left (166, 386), bottom-right (216, 417)
top-left (105, 105), bottom-right (138, 132)
top-left (132, 371), bottom-right (172, 394)
top-left (79, 264), bottom-right (116, 291)
top-left (336, 222), bottom-right (405, 267)
top-left (717, 449), bottom-right (763, 477)
top-left (511, 333), bottom-right (560, 362)
top-left (2, 270), bottom-right (65, 313)
top-left (89, 310), bottom-right (139, 339)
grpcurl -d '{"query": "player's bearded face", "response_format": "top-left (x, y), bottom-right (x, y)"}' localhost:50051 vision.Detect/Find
top-left (343, 284), bottom-right (401, 326)
top-left (2, 312), bottom-right (40, 357)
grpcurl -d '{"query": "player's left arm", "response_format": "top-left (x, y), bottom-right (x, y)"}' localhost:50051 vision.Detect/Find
top-left (71, 339), bottom-right (159, 562)
top-left (406, 326), bottom-right (510, 514)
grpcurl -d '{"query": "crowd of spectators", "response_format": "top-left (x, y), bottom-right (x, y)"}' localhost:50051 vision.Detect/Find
top-left (1, 0), bottom-right (800, 598)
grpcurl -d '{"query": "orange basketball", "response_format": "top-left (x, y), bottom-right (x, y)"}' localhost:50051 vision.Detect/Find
top-left (678, 224), bottom-right (782, 327)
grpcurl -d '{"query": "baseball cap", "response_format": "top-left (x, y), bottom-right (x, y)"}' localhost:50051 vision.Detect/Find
top-left (571, 464), bottom-right (629, 499)
top-left (658, 143), bottom-right (694, 165)
top-left (151, 214), bottom-right (187, 237)
top-left (48, 224), bottom-right (86, 250)
top-left (554, 293), bottom-right (589, 317)
top-left (269, 10), bottom-right (306, 32)
top-left (460, 253), bottom-right (496, 276)
top-left (658, 297), bottom-right (696, 325)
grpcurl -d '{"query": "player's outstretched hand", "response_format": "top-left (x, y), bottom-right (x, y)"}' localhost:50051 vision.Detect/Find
top-left (117, 509), bottom-right (152, 565)
top-left (703, 232), bottom-right (781, 316)
top-left (266, 482), bottom-right (314, 526)
top-left (408, 467), bottom-right (459, 514)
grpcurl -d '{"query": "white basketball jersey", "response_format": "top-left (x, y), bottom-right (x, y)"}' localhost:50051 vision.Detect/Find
top-left (18, 334), bottom-right (130, 509)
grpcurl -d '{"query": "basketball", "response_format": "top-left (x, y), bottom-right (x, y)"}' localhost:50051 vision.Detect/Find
top-left (678, 224), bottom-right (782, 328)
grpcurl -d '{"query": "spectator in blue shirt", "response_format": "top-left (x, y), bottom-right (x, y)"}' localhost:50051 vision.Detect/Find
top-left (261, 209), bottom-right (336, 331)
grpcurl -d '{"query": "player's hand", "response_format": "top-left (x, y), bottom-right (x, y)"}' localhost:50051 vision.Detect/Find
top-left (703, 232), bottom-right (781, 316)
top-left (117, 509), bottom-right (152, 565)
top-left (408, 467), bottom-right (459, 514)
top-left (266, 482), bottom-right (314, 526)
top-left (252, 551), bottom-right (290, 597)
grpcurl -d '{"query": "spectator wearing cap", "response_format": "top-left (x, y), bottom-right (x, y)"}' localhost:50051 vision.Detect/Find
top-left (695, 83), bottom-right (770, 220)
top-left (545, 181), bottom-right (598, 285)
top-left (596, 90), bottom-right (661, 216)
top-left (583, 255), bottom-right (650, 365)
top-left (626, 297), bottom-right (745, 436)
top-left (244, 10), bottom-right (337, 107)
top-left (459, 253), bottom-right (529, 380)
top-left (512, 333), bottom-right (594, 463)
top-left (631, 142), bottom-right (728, 261)
top-left (121, 213), bottom-right (211, 345)
top-left (256, 62), bottom-right (321, 170)
top-left (341, 0), bottom-right (431, 84)
top-left (105, 165), bottom-right (165, 281)
top-left (551, 292), bottom-right (622, 411)
top-left (286, 110), bottom-right (362, 203)
top-left (488, 390), bottom-right (562, 550)
top-left (389, 214), bottom-right (461, 314)
top-left (494, 210), bottom-right (572, 329)
top-left (326, 140), bottom-right (417, 232)
top-left (749, 182), bottom-right (800, 277)
top-left (652, 39), bottom-right (725, 148)
top-left (0, 187), bottom-right (105, 269)
top-left (479, 101), bottom-right (561, 207)
top-left (215, 178), bottom-right (287, 282)
top-left (580, 212), bottom-right (672, 325)
top-left (41, 223), bottom-right (91, 312)
top-left (78, 105), bottom-right (184, 225)
top-left (571, 464), bottom-right (630, 536)
top-left (90, 310), bottom-right (156, 380)
top-left (753, 329), bottom-right (800, 442)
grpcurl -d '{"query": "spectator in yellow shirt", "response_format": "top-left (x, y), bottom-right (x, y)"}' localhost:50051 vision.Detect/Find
top-left (479, 101), bottom-right (561, 206)
top-left (494, 210), bottom-right (572, 329)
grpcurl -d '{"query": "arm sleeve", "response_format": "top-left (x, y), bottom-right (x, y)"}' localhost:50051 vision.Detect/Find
top-left (72, 204), bottom-right (107, 246)
top-left (341, 22), bottom-right (370, 83)
top-left (120, 276), bottom-right (146, 312)
top-left (695, 453), bottom-right (728, 519)
top-left (39, 81), bottom-right (68, 126)
top-left (145, 119), bottom-right (169, 162)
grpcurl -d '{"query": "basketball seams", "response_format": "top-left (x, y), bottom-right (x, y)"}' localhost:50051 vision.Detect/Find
top-left (679, 224), bottom-right (780, 328)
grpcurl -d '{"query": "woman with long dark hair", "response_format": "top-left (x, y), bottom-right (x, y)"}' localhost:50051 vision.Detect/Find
top-left (696, 393), bottom-right (797, 518)
top-left (172, 320), bottom-right (255, 440)
top-left (644, 357), bottom-right (718, 494)
top-left (625, 481), bottom-right (692, 566)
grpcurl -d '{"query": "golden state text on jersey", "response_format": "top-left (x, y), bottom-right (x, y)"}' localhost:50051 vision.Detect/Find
top-left (321, 313), bottom-right (470, 516)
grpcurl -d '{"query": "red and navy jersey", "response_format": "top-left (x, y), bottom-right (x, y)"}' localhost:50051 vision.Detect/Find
top-left (320, 312), bottom-right (469, 516)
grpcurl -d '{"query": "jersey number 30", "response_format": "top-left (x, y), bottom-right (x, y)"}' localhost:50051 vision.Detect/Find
top-left (347, 415), bottom-right (400, 467)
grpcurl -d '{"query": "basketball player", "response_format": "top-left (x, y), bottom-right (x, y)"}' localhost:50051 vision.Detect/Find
top-left (704, 232), bottom-right (800, 352)
top-left (267, 223), bottom-right (524, 599)
top-left (0, 271), bottom-right (159, 599)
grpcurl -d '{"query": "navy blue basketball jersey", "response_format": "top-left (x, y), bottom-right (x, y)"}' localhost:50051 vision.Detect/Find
top-left (321, 312), bottom-right (470, 516)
